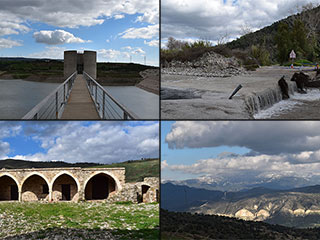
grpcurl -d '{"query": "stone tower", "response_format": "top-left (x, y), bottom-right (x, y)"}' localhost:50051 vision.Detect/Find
top-left (64, 50), bottom-right (97, 79)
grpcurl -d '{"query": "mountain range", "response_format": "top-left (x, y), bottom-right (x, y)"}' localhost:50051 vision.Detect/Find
top-left (162, 182), bottom-right (320, 228)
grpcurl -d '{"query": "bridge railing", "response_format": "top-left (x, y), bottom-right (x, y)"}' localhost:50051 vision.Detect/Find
top-left (22, 72), bottom-right (77, 119)
top-left (83, 71), bottom-right (138, 119)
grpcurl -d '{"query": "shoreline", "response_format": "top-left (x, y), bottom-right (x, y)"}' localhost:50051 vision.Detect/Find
top-left (0, 73), bottom-right (159, 95)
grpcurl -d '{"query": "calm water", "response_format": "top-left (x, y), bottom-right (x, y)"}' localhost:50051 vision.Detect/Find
top-left (103, 86), bottom-right (159, 119)
top-left (0, 79), bottom-right (59, 119)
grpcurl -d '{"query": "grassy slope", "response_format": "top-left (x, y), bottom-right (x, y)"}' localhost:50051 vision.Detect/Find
top-left (0, 202), bottom-right (159, 240)
top-left (93, 158), bottom-right (159, 182)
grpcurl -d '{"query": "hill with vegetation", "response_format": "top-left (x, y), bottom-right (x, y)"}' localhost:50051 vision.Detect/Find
top-left (161, 4), bottom-right (320, 69)
top-left (0, 159), bottom-right (98, 169)
top-left (161, 209), bottom-right (320, 240)
top-left (0, 58), bottom-right (157, 85)
top-left (94, 158), bottom-right (159, 182)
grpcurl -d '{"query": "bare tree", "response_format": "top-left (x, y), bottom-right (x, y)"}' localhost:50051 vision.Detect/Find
top-left (240, 23), bottom-right (253, 36)
top-left (217, 32), bottom-right (230, 45)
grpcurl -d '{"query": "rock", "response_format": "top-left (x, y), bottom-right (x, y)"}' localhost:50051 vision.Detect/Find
top-left (235, 209), bottom-right (255, 221)
top-left (161, 87), bottom-right (203, 100)
top-left (162, 51), bottom-right (247, 77)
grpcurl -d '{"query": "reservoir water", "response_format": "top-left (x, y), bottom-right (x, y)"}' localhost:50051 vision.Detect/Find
top-left (0, 79), bottom-right (59, 119)
top-left (0, 80), bottom-right (159, 119)
top-left (103, 86), bottom-right (159, 119)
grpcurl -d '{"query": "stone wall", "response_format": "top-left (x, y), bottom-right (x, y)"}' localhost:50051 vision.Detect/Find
top-left (0, 168), bottom-right (159, 204)
top-left (0, 168), bottom-right (125, 202)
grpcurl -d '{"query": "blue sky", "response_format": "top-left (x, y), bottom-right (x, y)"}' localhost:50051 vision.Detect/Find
top-left (161, 121), bottom-right (250, 180)
top-left (0, 121), bottom-right (159, 164)
top-left (0, 0), bottom-right (159, 66)
top-left (161, 121), bottom-right (320, 183)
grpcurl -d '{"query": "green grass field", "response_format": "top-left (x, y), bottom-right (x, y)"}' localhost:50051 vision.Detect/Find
top-left (0, 202), bottom-right (159, 239)
top-left (93, 158), bottom-right (159, 183)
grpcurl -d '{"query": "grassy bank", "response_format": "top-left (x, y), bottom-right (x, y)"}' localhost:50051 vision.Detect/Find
top-left (0, 202), bottom-right (159, 240)
top-left (93, 158), bottom-right (159, 182)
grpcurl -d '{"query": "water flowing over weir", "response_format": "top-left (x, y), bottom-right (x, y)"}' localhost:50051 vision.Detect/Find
top-left (244, 82), bottom-right (297, 115)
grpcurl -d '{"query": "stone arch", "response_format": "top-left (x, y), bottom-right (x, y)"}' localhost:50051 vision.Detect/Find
top-left (0, 174), bottom-right (19, 201)
top-left (84, 172), bottom-right (119, 200)
top-left (21, 173), bottom-right (50, 201)
top-left (51, 172), bottom-right (79, 202)
top-left (141, 184), bottom-right (151, 203)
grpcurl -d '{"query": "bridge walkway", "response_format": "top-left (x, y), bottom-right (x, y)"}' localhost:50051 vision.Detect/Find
top-left (61, 74), bottom-right (100, 119)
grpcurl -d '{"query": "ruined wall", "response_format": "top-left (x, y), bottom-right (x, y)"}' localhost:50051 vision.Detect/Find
top-left (0, 169), bottom-right (158, 204)
top-left (107, 177), bottom-right (159, 203)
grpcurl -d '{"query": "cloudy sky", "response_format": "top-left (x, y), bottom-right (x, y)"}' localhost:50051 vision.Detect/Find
top-left (162, 121), bottom-right (320, 184)
top-left (0, 121), bottom-right (159, 164)
top-left (161, 0), bottom-right (320, 45)
top-left (0, 0), bottom-right (159, 65)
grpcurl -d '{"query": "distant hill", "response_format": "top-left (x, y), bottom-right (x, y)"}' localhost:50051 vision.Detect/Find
top-left (226, 5), bottom-right (320, 61)
top-left (0, 159), bottom-right (99, 169)
top-left (161, 209), bottom-right (320, 240)
top-left (0, 58), bottom-right (157, 84)
top-left (162, 183), bottom-right (320, 228)
top-left (94, 158), bottom-right (159, 182)
top-left (0, 158), bottom-right (159, 183)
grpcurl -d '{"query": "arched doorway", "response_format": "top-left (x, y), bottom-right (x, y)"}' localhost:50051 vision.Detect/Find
top-left (85, 173), bottom-right (116, 200)
top-left (0, 175), bottom-right (18, 201)
top-left (22, 175), bottom-right (49, 201)
top-left (52, 174), bottom-right (79, 201)
top-left (141, 184), bottom-right (151, 203)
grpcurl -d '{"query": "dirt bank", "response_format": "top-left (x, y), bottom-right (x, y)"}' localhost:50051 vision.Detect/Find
top-left (136, 69), bottom-right (159, 95)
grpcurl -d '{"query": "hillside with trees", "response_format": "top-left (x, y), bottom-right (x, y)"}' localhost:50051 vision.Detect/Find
top-left (161, 209), bottom-right (320, 240)
top-left (161, 3), bottom-right (320, 69)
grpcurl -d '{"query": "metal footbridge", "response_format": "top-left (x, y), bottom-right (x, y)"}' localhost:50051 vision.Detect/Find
top-left (22, 72), bottom-right (138, 120)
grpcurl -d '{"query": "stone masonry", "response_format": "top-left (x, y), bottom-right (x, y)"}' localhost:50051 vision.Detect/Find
top-left (0, 168), bottom-right (159, 203)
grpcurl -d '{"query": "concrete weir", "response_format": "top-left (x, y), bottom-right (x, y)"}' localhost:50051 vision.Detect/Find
top-left (245, 81), bottom-right (297, 115)
top-left (161, 66), bottom-right (314, 119)
top-left (0, 168), bottom-right (159, 203)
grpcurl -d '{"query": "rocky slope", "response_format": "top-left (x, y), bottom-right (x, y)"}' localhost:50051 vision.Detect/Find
top-left (161, 51), bottom-right (246, 77)
top-left (190, 191), bottom-right (320, 228)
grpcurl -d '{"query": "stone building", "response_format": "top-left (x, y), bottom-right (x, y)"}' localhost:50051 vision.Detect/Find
top-left (0, 168), bottom-right (159, 203)
top-left (64, 50), bottom-right (97, 79)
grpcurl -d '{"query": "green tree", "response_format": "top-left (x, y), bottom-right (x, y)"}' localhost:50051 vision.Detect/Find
top-left (275, 22), bottom-right (291, 65)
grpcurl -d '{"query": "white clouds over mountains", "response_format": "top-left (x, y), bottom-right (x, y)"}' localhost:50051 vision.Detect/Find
top-left (164, 121), bottom-right (320, 181)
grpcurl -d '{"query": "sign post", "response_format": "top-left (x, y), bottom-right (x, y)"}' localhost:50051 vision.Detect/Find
top-left (289, 50), bottom-right (296, 69)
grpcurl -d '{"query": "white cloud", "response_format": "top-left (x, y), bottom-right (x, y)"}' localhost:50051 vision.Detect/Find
top-left (114, 14), bottom-right (125, 20)
top-left (162, 0), bottom-right (320, 41)
top-left (144, 39), bottom-right (159, 47)
top-left (8, 122), bottom-right (159, 164)
top-left (28, 46), bottom-right (66, 59)
top-left (33, 30), bottom-right (91, 45)
top-left (161, 160), bottom-right (169, 169)
top-left (0, 38), bottom-right (22, 49)
top-left (119, 24), bottom-right (159, 39)
top-left (166, 121), bottom-right (320, 155)
top-left (0, 0), bottom-right (158, 29)
top-left (98, 48), bottom-right (121, 59)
